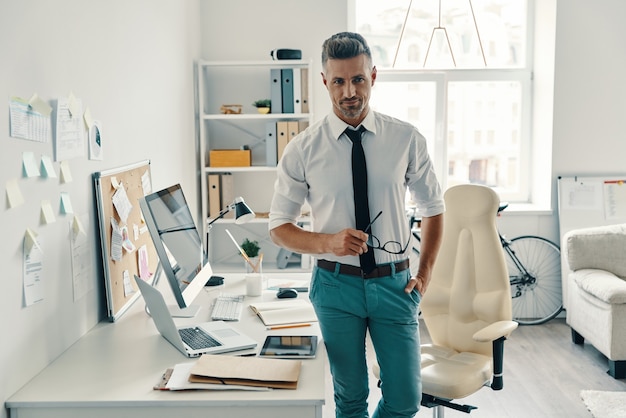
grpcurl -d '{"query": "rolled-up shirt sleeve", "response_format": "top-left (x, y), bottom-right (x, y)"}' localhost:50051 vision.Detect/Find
top-left (406, 130), bottom-right (445, 218)
top-left (269, 141), bottom-right (308, 231)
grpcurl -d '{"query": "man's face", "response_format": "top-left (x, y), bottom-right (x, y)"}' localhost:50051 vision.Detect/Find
top-left (322, 54), bottom-right (377, 125)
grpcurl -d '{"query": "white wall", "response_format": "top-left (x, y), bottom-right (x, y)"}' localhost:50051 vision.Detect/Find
top-left (0, 1), bottom-right (200, 417)
top-left (552, 0), bottom-right (626, 176)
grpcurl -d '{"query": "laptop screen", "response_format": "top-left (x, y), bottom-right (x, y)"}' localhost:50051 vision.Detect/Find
top-left (139, 184), bottom-right (210, 309)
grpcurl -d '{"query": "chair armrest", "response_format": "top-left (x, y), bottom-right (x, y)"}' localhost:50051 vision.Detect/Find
top-left (472, 320), bottom-right (518, 343)
top-left (471, 321), bottom-right (518, 391)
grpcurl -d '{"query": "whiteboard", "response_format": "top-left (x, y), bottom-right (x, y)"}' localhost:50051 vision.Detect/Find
top-left (557, 176), bottom-right (626, 239)
top-left (557, 175), bottom-right (626, 308)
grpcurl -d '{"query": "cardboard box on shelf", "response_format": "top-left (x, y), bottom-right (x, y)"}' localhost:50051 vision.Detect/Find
top-left (209, 150), bottom-right (251, 167)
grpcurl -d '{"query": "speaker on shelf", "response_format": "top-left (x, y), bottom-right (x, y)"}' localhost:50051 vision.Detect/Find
top-left (270, 49), bottom-right (302, 60)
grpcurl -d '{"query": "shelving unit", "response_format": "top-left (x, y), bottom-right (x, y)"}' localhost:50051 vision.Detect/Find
top-left (195, 59), bottom-right (313, 272)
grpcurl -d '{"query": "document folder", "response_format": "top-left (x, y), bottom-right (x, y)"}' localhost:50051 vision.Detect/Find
top-left (281, 68), bottom-right (294, 113)
top-left (207, 174), bottom-right (221, 218)
top-left (300, 68), bottom-right (309, 113)
top-left (266, 122), bottom-right (278, 166)
top-left (276, 121), bottom-right (289, 161)
top-left (270, 69), bottom-right (282, 114)
top-left (292, 68), bottom-right (302, 114)
top-left (220, 174), bottom-right (235, 218)
top-left (188, 354), bottom-right (302, 389)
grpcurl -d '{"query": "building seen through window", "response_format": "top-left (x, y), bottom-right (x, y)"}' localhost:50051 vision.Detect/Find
top-left (356, 0), bottom-right (531, 202)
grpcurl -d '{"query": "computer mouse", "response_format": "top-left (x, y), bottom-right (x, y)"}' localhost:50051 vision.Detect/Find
top-left (205, 276), bottom-right (224, 286)
top-left (276, 288), bottom-right (298, 299)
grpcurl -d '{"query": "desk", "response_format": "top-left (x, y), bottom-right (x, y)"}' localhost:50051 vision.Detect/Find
top-left (6, 273), bottom-right (324, 418)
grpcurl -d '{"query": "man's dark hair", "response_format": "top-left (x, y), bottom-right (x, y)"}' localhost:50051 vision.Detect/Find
top-left (321, 32), bottom-right (372, 69)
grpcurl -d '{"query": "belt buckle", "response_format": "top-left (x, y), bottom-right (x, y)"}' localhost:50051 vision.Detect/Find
top-left (362, 267), bottom-right (376, 279)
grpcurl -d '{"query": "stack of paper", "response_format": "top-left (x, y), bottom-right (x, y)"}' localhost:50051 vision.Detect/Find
top-left (249, 300), bottom-right (317, 327)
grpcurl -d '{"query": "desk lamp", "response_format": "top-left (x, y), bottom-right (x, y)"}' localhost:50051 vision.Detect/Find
top-left (207, 196), bottom-right (255, 229)
top-left (206, 197), bottom-right (255, 264)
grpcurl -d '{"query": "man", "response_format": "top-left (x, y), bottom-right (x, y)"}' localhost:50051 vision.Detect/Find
top-left (269, 32), bottom-right (444, 418)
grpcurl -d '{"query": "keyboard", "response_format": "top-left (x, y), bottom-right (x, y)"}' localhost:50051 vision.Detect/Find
top-left (210, 293), bottom-right (244, 321)
top-left (179, 327), bottom-right (222, 350)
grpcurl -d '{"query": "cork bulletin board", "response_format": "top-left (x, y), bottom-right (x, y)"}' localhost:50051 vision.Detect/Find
top-left (93, 160), bottom-right (159, 321)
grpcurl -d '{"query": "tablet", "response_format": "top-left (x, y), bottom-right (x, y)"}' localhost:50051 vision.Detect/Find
top-left (259, 335), bottom-right (318, 358)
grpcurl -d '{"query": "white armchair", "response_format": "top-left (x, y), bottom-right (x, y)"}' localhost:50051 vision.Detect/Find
top-left (562, 223), bottom-right (626, 378)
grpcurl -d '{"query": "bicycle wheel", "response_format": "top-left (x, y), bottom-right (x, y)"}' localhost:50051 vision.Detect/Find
top-left (506, 235), bottom-right (562, 325)
top-left (409, 233), bottom-right (421, 277)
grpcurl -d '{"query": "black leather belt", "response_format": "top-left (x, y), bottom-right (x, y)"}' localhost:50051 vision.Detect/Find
top-left (317, 259), bottom-right (410, 279)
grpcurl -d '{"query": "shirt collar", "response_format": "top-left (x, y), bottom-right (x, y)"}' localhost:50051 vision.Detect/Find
top-left (329, 110), bottom-right (377, 140)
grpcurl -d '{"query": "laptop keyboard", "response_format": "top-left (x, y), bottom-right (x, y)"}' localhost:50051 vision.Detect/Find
top-left (211, 293), bottom-right (244, 321)
top-left (179, 327), bottom-right (222, 350)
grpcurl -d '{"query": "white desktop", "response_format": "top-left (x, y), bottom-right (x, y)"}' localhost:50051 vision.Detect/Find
top-left (5, 272), bottom-right (324, 418)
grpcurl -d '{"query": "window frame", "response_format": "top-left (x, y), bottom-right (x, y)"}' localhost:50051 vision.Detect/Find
top-left (352, 0), bottom-right (537, 204)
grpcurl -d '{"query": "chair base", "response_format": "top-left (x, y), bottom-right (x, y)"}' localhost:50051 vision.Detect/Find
top-left (421, 394), bottom-right (477, 416)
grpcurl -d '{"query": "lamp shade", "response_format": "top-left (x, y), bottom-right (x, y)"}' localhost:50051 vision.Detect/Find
top-left (233, 197), bottom-right (255, 224)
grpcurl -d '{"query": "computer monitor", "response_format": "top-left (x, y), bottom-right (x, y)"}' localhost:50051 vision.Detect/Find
top-left (139, 184), bottom-right (211, 317)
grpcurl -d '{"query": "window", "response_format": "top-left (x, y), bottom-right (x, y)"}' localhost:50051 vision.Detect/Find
top-left (355, 0), bottom-right (533, 202)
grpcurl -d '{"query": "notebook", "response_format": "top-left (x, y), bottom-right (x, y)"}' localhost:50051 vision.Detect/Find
top-left (134, 275), bottom-right (257, 357)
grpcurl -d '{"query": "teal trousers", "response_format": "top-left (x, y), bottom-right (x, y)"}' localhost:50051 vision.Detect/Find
top-left (309, 263), bottom-right (421, 418)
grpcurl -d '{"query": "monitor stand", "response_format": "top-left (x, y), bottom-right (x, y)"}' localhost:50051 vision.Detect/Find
top-left (167, 304), bottom-right (201, 318)
top-left (150, 266), bottom-right (202, 318)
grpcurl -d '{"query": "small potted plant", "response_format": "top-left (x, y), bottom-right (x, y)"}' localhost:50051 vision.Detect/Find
top-left (252, 99), bottom-right (271, 114)
top-left (241, 238), bottom-right (260, 258)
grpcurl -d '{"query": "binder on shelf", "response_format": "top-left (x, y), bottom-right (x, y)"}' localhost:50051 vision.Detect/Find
top-left (270, 69), bottom-right (282, 115)
top-left (276, 121), bottom-right (289, 161)
top-left (298, 120), bottom-right (310, 133)
top-left (292, 68), bottom-right (302, 114)
top-left (220, 174), bottom-right (235, 219)
top-left (287, 121), bottom-right (299, 141)
top-left (207, 174), bottom-right (221, 218)
top-left (281, 68), bottom-right (294, 113)
top-left (300, 68), bottom-right (309, 114)
top-left (265, 122), bottom-right (278, 167)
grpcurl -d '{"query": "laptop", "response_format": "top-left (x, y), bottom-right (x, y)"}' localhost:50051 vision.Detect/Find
top-left (134, 275), bottom-right (258, 357)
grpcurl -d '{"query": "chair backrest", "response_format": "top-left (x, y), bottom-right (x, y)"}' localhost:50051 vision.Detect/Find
top-left (421, 184), bottom-right (511, 357)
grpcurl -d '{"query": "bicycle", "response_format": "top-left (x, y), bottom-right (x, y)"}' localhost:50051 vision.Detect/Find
top-left (406, 203), bottom-right (563, 325)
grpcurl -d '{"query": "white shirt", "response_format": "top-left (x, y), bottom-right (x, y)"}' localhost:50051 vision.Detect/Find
top-left (269, 110), bottom-right (444, 266)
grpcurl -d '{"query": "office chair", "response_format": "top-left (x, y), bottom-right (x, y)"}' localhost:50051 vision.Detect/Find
top-left (374, 184), bottom-right (518, 417)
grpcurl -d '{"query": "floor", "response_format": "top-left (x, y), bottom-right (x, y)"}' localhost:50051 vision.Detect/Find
top-left (322, 318), bottom-right (626, 417)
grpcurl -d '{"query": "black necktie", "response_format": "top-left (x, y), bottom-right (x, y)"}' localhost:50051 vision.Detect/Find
top-left (345, 126), bottom-right (377, 274)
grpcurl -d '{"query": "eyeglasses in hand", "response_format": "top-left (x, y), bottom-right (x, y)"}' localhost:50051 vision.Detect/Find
top-left (364, 211), bottom-right (411, 255)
